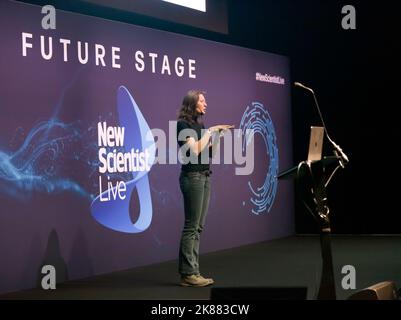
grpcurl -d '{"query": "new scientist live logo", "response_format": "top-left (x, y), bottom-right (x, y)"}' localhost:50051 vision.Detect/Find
top-left (90, 86), bottom-right (156, 233)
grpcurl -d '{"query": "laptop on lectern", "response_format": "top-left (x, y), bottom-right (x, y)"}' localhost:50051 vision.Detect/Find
top-left (307, 126), bottom-right (324, 161)
top-left (276, 126), bottom-right (325, 179)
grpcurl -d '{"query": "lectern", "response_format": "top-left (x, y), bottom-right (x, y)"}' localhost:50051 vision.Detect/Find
top-left (288, 83), bottom-right (349, 299)
top-left (279, 143), bottom-right (345, 300)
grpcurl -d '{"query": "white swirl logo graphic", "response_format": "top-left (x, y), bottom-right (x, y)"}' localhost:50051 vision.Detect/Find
top-left (91, 86), bottom-right (156, 233)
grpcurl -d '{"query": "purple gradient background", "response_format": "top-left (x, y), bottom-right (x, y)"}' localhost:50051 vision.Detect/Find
top-left (0, 1), bottom-right (294, 294)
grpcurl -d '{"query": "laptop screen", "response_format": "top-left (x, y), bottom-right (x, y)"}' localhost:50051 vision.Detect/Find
top-left (307, 126), bottom-right (324, 161)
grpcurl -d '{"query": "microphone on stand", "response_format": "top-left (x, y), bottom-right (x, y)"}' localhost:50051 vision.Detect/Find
top-left (294, 82), bottom-right (349, 167)
top-left (294, 82), bottom-right (314, 93)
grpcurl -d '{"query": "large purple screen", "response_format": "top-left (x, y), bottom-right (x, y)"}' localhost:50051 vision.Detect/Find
top-left (0, 1), bottom-right (294, 294)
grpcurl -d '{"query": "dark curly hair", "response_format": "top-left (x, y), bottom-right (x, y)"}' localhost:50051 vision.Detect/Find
top-left (177, 90), bottom-right (205, 124)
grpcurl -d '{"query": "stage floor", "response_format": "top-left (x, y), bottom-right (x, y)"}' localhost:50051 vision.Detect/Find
top-left (1, 235), bottom-right (400, 300)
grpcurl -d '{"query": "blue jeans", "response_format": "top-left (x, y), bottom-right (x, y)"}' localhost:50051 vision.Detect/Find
top-left (178, 171), bottom-right (211, 276)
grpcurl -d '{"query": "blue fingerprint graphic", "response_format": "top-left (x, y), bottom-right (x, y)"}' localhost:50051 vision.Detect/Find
top-left (90, 86), bottom-right (156, 233)
top-left (239, 102), bottom-right (279, 214)
top-left (0, 119), bottom-right (91, 200)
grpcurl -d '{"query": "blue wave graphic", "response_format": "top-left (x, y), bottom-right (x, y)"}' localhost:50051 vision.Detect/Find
top-left (0, 119), bottom-right (91, 200)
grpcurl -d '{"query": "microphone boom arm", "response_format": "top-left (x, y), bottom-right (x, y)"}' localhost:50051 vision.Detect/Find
top-left (294, 82), bottom-right (349, 167)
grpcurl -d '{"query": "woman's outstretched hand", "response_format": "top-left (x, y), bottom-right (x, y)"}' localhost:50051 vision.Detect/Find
top-left (208, 125), bottom-right (235, 133)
